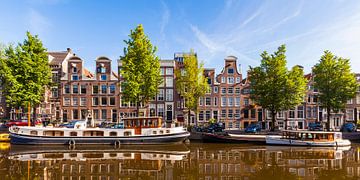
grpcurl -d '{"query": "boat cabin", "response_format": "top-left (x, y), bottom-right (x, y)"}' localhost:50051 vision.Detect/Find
top-left (281, 130), bottom-right (343, 142)
top-left (123, 117), bottom-right (162, 135)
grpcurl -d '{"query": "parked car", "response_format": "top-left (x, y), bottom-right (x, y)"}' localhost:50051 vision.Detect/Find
top-left (341, 122), bottom-right (356, 132)
top-left (5, 119), bottom-right (41, 127)
top-left (245, 123), bottom-right (261, 133)
top-left (207, 123), bottom-right (225, 133)
top-left (308, 122), bottom-right (323, 131)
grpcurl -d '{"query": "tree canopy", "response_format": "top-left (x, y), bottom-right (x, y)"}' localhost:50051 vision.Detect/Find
top-left (120, 24), bottom-right (162, 115)
top-left (312, 50), bottom-right (358, 130)
top-left (0, 32), bottom-right (51, 108)
top-left (249, 45), bottom-right (308, 131)
top-left (175, 51), bottom-right (209, 125)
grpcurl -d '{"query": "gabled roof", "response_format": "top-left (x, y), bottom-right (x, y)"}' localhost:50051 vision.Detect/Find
top-left (48, 51), bottom-right (68, 65)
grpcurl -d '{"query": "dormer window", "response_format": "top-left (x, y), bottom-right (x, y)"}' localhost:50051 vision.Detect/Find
top-left (100, 67), bottom-right (106, 73)
top-left (101, 74), bottom-right (107, 81)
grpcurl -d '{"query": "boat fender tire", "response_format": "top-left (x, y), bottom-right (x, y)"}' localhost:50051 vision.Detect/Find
top-left (69, 139), bottom-right (76, 146)
top-left (114, 140), bottom-right (121, 147)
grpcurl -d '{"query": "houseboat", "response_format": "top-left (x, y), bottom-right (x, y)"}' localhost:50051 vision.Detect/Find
top-left (265, 130), bottom-right (351, 147)
top-left (9, 117), bottom-right (190, 145)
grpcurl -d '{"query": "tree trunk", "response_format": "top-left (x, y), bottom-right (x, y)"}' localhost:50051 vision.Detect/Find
top-left (136, 101), bottom-right (140, 117)
top-left (327, 107), bottom-right (331, 131)
top-left (188, 109), bottom-right (191, 127)
top-left (32, 105), bottom-right (37, 124)
top-left (271, 110), bottom-right (276, 132)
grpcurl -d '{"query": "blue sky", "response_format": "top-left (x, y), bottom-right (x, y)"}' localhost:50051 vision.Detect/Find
top-left (1, 0), bottom-right (360, 75)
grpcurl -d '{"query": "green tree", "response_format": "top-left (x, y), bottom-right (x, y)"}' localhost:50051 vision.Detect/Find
top-left (312, 51), bottom-right (358, 131)
top-left (0, 32), bottom-right (51, 121)
top-left (120, 24), bottom-right (162, 116)
top-left (249, 45), bottom-right (307, 131)
top-left (175, 51), bottom-right (209, 126)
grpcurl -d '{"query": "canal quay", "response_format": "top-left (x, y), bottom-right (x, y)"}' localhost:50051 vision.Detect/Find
top-left (0, 142), bottom-right (360, 179)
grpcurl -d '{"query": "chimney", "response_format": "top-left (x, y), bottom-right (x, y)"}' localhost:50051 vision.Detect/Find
top-left (67, 48), bottom-right (72, 53)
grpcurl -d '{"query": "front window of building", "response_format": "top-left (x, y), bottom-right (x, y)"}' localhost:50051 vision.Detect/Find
top-left (235, 87), bottom-right (240, 94)
top-left (228, 77), bottom-right (234, 84)
top-left (101, 109), bottom-right (107, 120)
top-left (199, 97), bottom-right (203, 106)
top-left (72, 97), bottom-right (78, 106)
top-left (158, 89), bottom-right (164, 101)
top-left (221, 77), bottom-right (226, 83)
top-left (289, 109), bottom-right (295, 118)
top-left (297, 106), bottom-right (304, 118)
top-left (236, 77), bottom-right (241, 83)
top-left (199, 111), bottom-right (204, 121)
top-left (228, 97), bottom-right (234, 106)
top-left (101, 97), bottom-right (107, 106)
top-left (109, 84), bottom-right (116, 94)
top-left (206, 111), bottom-right (211, 120)
top-left (157, 104), bottom-right (164, 117)
top-left (165, 77), bottom-right (173, 87)
top-left (73, 109), bottom-right (79, 119)
top-left (93, 85), bottom-right (99, 94)
top-left (92, 97), bottom-right (99, 106)
top-left (221, 87), bottom-right (226, 94)
top-left (346, 109), bottom-right (354, 120)
top-left (101, 85), bottom-right (107, 94)
top-left (214, 97), bottom-right (218, 106)
top-left (205, 97), bottom-right (211, 106)
top-left (228, 109), bottom-right (233, 118)
top-left (65, 85), bottom-right (70, 94)
top-left (160, 68), bottom-right (164, 75)
top-left (228, 87), bottom-right (233, 94)
top-left (51, 87), bottom-right (58, 98)
top-left (221, 97), bottom-right (227, 107)
top-left (244, 98), bottom-right (249, 106)
top-left (64, 98), bottom-right (70, 106)
top-left (227, 68), bottom-right (234, 74)
top-left (73, 85), bottom-right (78, 94)
top-left (214, 86), bottom-right (218, 93)
top-left (235, 97), bottom-right (240, 107)
top-left (81, 85), bottom-right (86, 94)
top-left (166, 89), bottom-right (173, 101)
top-left (221, 109), bottom-right (226, 118)
top-left (72, 74), bottom-right (79, 81)
top-left (80, 97), bottom-right (86, 106)
top-left (110, 97), bottom-right (115, 106)
top-left (166, 68), bottom-right (173, 75)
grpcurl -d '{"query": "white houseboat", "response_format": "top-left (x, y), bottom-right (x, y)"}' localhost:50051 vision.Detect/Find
top-left (265, 130), bottom-right (351, 147)
top-left (9, 117), bottom-right (190, 145)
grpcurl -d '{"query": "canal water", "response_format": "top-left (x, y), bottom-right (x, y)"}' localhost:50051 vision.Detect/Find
top-left (0, 142), bottom-right (359, 180)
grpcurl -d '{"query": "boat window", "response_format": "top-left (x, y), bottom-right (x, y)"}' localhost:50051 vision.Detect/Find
top-left (153, 131), bottom-right (157, 135)
top-left (30, 130), bottom-right (38, 135)
top-left (159, 130), bottom-right (163, 134)
top-left (83, 131), bottom-right (104, 136)
top-left (166, 130), bottom-right (170, 133)
top-left (109, 132), bottom-right (117, 136)
top-left (43, 131), bottom-right (64, 136)
top-left (70, 132), bottom-right (77, 136)
top-left (124, 131), bottom-right (131, 136)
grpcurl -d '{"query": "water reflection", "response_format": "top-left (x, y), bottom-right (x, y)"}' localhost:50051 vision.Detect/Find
top-left (0, 143), bottom-right (360, 179)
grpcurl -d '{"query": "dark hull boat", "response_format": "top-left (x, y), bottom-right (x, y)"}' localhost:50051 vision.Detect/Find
top-left (201, 132), bottom-right (266, 144)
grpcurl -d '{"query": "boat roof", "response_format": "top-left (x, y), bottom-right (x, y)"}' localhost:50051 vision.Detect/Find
top-left (282, 130), bottom-right (341, 134)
